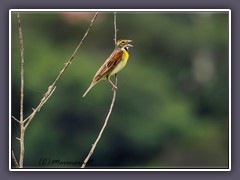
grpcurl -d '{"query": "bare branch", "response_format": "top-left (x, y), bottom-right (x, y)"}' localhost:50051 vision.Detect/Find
top-left (114, 12), bottom-right (118, 45)
top-left (50, 12), bottom-right (99, 89)
top-left (12, 12), bottom-right (98, 168)
top-left (17, 13), bottom-right (24, 124)
top-left (24, 86), bottom-right (56, 129)
top-left (19, 127), bottom-right (25, 168)
top-left (12, 150), bottom-right (19, 168)
top-left (23, 12), bottom-right (98, 128)
top-left (17, 12), bottom-right (26, 168)
top-left (12, 116), bottom-right (20, 124)
top-left (114, 73), bottom-right (118, 87)
top-left (81, 12), bottom-right (118, 168)
top-left (81, 85), bottom-right (117, 168)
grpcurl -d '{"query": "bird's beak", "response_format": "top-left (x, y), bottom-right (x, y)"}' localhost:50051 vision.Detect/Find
top-left (126, 40), bottom-right (133, 47)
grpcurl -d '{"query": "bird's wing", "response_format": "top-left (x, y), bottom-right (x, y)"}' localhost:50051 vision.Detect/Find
top-left (93, 49), bottom-right (123, 82)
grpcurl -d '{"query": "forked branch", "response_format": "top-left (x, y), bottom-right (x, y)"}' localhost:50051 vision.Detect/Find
top-left (12, 12), bottom-right (98, 168)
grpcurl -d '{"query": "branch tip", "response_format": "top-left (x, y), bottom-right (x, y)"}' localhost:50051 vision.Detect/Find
top-left (12, 150), bottom-right (19, 168)
top-left (12, 116), bottom-right (20, 123)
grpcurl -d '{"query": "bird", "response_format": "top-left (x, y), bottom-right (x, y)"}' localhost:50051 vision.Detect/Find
top-left (82, 39), bottom-right (133, 97)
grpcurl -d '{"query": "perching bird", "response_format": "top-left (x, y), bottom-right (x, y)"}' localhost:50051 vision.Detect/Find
top-left (82, 39), bottom-right (133, 97)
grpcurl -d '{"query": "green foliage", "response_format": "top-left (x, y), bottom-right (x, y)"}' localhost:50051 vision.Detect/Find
top-left (11, 12), bottom-right (229, 168)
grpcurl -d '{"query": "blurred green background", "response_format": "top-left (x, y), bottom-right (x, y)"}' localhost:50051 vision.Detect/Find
top-left (11, 11), bottom-right (229, 168)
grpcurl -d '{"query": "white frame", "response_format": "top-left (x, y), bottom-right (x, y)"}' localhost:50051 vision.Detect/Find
top-left (9, 9), bottom-right (231, 171)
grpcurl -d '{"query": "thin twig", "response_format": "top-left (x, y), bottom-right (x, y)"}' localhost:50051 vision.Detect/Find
top-left (81, 86), bottom-right (117, 168)
top-left (17, 12), bottom-right (25, 168)
top-left (114, 13), bottom-right (118, 87)
top-left (13, 12), bottom-right (98, 168)
top-left (24, 86), bottom-right (56, 128)
top-left (18, 13), bottom-right (24, 124)
top-left (81, 12), bottom-right (118, 168)
top-left (23, 12), bottom-right (98, 129)
top-left (48, 12), bottom-right (99, 91)
top-left (12, 150), bottom-right (19, 168)
top-left (114, 12), bottom-right (118, 45)
top-left (12, 116), bottom-right (20, 124)
top-left (114, 74), bottom-right (118, 87)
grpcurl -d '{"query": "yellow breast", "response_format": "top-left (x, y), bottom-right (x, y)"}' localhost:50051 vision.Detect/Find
top-left (109, 50), bottom-right (129, 76)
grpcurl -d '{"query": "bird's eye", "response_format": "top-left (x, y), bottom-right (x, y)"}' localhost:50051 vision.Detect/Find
top-left (117, 40), bottom-right (125, 46)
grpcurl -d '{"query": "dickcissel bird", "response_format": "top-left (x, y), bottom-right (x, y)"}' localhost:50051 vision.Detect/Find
top-left (82, 39), bottom-right (133, 97)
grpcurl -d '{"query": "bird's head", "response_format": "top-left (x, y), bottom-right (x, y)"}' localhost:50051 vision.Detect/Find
top-left (116, 39), bottom-right (133, 51)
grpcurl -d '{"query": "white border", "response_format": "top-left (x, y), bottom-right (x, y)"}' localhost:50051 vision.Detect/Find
top-left (9, 9), bottom-right (231, 172)
top-left (228, 9), bottom-right (231, 171)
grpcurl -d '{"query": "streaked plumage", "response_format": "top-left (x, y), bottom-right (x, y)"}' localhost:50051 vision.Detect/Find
top-left (82, 39), bottom-right (133, 97)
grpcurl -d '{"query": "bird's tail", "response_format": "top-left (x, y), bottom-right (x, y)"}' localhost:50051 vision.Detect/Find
top-left (82, 82), bottom-right (96, 97)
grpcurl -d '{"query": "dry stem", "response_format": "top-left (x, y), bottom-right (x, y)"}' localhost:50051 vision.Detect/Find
top-left (18, 13), bottom-right (24, 124)
top-left (24, 12), bottom-right (98, 129)
top-left (81, 12), bottom-right (118, 168)
top-left (12, 12), bottom-right (98, 168)
top-left (16, 13), bottom-right (25, 168)
top-left (114, 12), bottom-right (118, 45)
top-left (12, 150), bottom-right (19, 168)
top-left (81, 76), bottom-right (118, 168)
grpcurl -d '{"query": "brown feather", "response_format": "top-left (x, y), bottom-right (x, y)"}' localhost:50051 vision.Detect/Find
top-left (92, 49), bottom-right (123, 83)
top-left (83, 39), bottom-right (132, 97)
